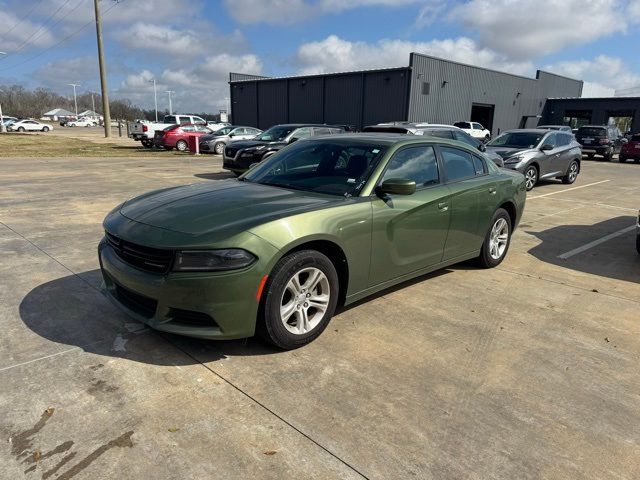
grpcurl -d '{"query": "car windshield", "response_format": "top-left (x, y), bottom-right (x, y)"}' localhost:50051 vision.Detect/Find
top-left (577, 127), bottom-right (606, 136)
top-left (487, 132), bottom-right (544, 149)
top-left (243, 139), bottom-right (388, 197)
top-left (212, 126), bottom-right (233, 135)
top-left (255, 126), bottom-right (296, 142)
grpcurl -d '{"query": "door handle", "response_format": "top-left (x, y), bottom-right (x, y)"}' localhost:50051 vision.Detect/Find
top-left (438, 202), bottom-right (449, 211)
top-left (489, 187), bottom-right (497, 195)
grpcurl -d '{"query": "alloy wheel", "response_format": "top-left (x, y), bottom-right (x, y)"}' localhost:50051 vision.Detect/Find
top-left (525, 167), bottom-right (537, 190)
top-left (280, 267), bottom-right (330, 335)
top-left (489, 218), bottom-right (509, 260)
top-left (568, 162), bottom-right (578, 182)
top-left (176, 140), bottom-right (187, 152)
top-left (215, 143), bottom-right (224, 155)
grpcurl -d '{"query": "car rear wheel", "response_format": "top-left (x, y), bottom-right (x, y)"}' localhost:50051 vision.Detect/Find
top-left (164, 147), bottom-right (173, 151)
top-left (214, 142), bottom-right (225, 155)
top-left (562, 160), bottom-right (579, 184)
top-left (17, 127), bottom-right (25, 132)
top-left (176, 140), bottom-right (188, 152)
top-left (603, 149), bottom-right (613, 161)
top-left (141, 140), bottom-right (153, 148)
top-left (260, 250), bottom-right (339, 350)
top-left (477, 208), bottom-right (511, 268)
top-left (42, 126), bottom-right (49, 132)
top-left (619, 155), bottom-right (627, 163)
top-left (524, 165), bottom-right (537, 191)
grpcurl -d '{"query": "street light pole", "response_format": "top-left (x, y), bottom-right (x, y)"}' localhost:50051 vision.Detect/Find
top-left (165, 90), bottom-right (174, 115)
top-left (68, 83), bottom-right (80, 117)
top-left (149, 79), bottom-right (158, 122)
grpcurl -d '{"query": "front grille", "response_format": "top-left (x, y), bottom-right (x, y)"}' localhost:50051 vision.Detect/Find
top-left (114, 283), bottom-right (157, 318)
top-left (105, 232), bottom-right (173, 274)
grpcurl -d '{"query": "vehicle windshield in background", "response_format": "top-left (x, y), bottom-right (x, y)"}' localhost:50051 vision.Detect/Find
top-left (255, 126), bottom-right (296, 142)
top-left (487, 132), bottom-right (544, 148)
top-left (212, 127), bottom-right (234, 135)
top-left (577, 127), bottom-right (606, 136)
top-left (243, 140), bottom-right (388, 197)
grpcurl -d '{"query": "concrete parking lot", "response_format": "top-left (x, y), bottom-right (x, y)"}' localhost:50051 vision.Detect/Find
top-left (1, 149), bottom-right (639, 479)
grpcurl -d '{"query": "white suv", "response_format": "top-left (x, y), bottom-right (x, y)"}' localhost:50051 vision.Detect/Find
top-left (454, 122), bottom-right (491, 141)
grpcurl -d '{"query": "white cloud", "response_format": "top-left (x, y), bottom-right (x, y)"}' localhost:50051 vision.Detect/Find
top-left (222, 0), bottom-right (423, 24)
top-left (295, 35), bottom-right (533, 76)
top-left (116, 54), bottom-right (263, 112)
top-left (452, 0), bottom-right (627, 60)
top-left (545, 55), bottom-right (640, 97)
top-left (0, 10), bottom-right (55, 52)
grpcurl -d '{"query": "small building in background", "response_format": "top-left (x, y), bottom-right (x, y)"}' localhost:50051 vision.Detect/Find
top-left (78, 110), bottom-right (103, 121)
top-left (541, 97), bottom-right (640, 134)
top-left (229, 53), bottom-right (583, 135)
top-left (41, 108), bottom-right (75, 121)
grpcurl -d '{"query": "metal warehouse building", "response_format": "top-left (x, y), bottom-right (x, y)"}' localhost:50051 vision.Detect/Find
top-left (229, 53), bottom-right (583, 135)
top-left (541, 96), bottom-right (640, 133)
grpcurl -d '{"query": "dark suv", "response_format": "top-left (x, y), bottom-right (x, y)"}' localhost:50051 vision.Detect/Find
top-left (362, 123), bottom-right (504, 167)
top-left (575, 125), bottom-right (625, 161)
top-left (223, 124), bottom-right (345, 175)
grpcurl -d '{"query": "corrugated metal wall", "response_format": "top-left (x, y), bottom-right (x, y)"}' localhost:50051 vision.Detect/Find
top-left (229, 68), bottom-right (411, 130)
top-left (541, 97), bottom-right (640, 132)
top-left (407, 53), bottom-right (583, 135)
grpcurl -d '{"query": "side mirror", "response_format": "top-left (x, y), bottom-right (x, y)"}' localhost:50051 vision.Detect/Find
top-left (228, 133), bottom-right (234, 137)
top-left (478, 143), bottom-right (486, 152)
top-left (376, 178), bottom-right (416, 196)
top-left (540, 144), bottom-right (554, 151)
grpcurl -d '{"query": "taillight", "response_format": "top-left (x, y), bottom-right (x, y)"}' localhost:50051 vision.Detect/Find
top-left (142, 125), bottom-right (148, 132)
top-left (599, 138), bottom-right (610, 145)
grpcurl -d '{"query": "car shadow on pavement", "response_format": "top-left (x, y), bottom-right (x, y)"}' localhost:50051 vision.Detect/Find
top-left (193, 172), bottom-right (236, 181)
top-left (19, 270), bottom-right (279, 367)
top-left (526, 215), bottom-right (640, 283)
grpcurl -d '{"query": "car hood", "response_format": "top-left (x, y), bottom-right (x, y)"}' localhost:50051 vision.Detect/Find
top-left (118, 180), bottom-right (344, 237)
top-left (226, 139), bottom-right (285, 149)
top-left (486, 146), bottom-right (533, 159)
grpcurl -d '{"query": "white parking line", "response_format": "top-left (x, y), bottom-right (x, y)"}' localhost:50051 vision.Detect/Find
top-left (558, 225), bottom-right (637, 259)
top-left (528, 180), bottom-right (610, 199)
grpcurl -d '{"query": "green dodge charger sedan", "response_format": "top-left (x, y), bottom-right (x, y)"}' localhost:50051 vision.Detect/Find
top-left (99, 134), bottom-right (526, 349)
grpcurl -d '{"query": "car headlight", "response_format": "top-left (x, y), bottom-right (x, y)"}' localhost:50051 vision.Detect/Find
top-left (505, 154), bottom-right (525, 164)
top-left (173, 249), bottom-right (257, 272)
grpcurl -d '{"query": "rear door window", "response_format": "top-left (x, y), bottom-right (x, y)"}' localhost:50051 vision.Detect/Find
top-left (164, 115), bottom-right (177, 124)
top-left (452, 130), bottom-right (478, 147)
top-left (181, 125), bottom-right (195, 132)
top-left (454, 122), bottom-right (471, 129)
top-left (472, 123), bottom-right (483, 130)
top-left (440, 147), bottom-right (477, 182)
top-left (556, 133), bottom-right (571, 147)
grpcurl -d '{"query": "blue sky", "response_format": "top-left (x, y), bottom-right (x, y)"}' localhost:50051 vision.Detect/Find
top-left (1, 0), bottom-right (639, 113)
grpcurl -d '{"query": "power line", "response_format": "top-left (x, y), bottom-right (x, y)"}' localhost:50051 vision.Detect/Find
top-left (0, 1), bottom-right (120, 72)
top-left (2, 0), bottom-right (47, 38)
top-left (11, 0), bottom-right (74, 54)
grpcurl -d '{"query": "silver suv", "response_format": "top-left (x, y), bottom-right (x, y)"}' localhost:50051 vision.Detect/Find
top-left (486, 129), bottom-right (582, 190)
top-left (200, 126), bottom-right (262, 155)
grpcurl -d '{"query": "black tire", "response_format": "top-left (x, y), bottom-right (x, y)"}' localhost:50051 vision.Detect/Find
top-left (42, 126), bottom-right (49, 132)
top-left (17, 127), bottom-right (25, 132)
top-left (587, 152), bottom-right (594, 159)
top-left (524, 165), bottom-right (538, 191)
top-left (164, 147), bottom-right (173, 151)
top-left (484, 134), bottom-right (490, 142)
top-left (176, 139), bottom-right (188, 152)
top-left (214, 142), bottom-right (225, 155)
top-left (603, 149), bottom-right (612, 161)
top-left (562, 160), bottom-right (579, 184)
top-left (141, 140), bottom-right (153, 148)
top-left (260, 250), bottom-right (339, 350)
top-left (619, 156), bottom-right (627, 163)
top-left (477, 208), bottom-right (512, 268)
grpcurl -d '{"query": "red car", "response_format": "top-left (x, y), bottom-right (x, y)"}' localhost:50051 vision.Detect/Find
top-left (154, 124), bottom-right (213, 151)
top-left (620, 134), bottom-right (640, 163)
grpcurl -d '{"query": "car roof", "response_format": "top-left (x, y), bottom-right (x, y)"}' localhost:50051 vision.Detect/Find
top-left (310, 132), bottom-right (481, 151)
top-left (502, 129), bottom-right (553, 134)
top-left (269, 123), bottom-right (344, 128)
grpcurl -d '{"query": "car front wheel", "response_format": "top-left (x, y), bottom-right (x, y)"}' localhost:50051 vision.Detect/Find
top-left (260, 250), bottom-right (339, 349)
top-left (477, 208), bottom-right (512, 268)
top-left (524, 165), bottom-right (538, 191)
top-left (176, 139), bottom-right (188, 152)
top-left (562, 160), bottom-right (579, 184)
top-left (17, 127), bottom-right (25, 132)
top-left (42, 126), bottom-right (50, 132)
top-left (214, 142), bottom-right (225, 155)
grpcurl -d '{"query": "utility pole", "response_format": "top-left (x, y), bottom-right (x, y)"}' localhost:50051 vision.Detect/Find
top-left (68, 83), bottom-right (80, 117)
top-left (165, 90), bottom-right (174, 115)
top-left (150, 79), bottom-right (158, 121)
top-left (94, 0), bottom-right (111, 137)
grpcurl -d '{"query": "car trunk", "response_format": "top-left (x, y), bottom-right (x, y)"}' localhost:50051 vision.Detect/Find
top-left (576, 128), bottom-right (606, 147)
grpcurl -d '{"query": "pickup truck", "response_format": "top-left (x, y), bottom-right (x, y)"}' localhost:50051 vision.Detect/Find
top-left (128, 114), bottom-right (207, 147)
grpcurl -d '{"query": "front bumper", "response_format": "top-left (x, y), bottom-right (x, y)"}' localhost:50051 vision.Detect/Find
top-left (98, 238), bottom-right (269, 340)
top-left (223, 150), bottom-right (259, 173)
